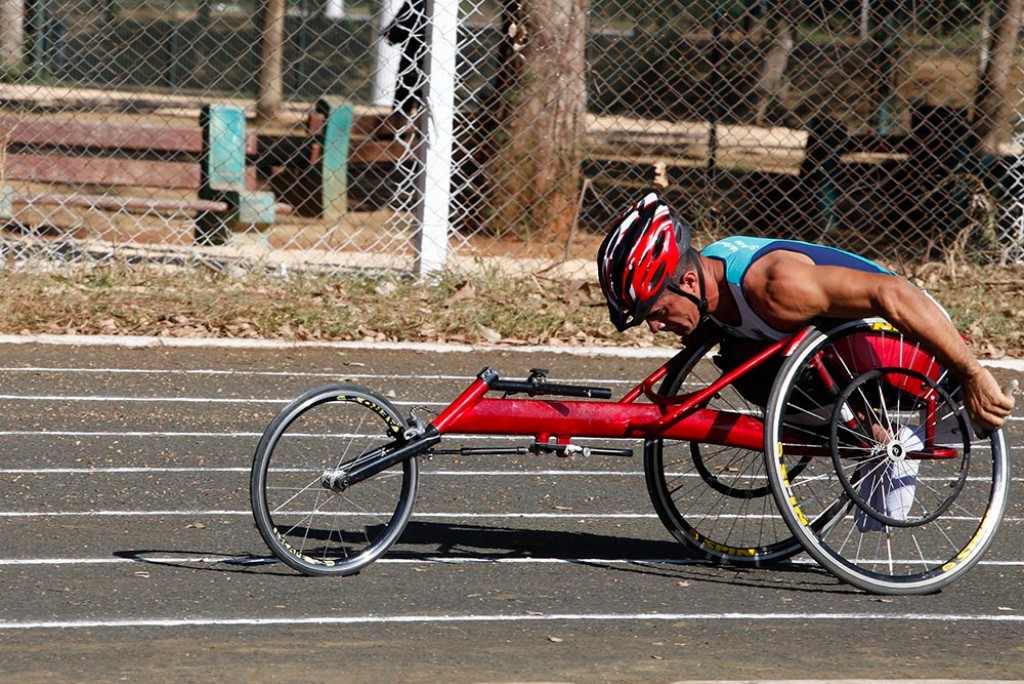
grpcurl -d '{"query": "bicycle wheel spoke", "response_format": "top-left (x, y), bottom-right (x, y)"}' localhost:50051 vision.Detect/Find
top-left (646, 340), bottom-right (801, 565)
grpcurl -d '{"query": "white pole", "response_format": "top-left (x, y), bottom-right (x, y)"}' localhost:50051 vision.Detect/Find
top-left (1008, 134), bottom-right (1024, 264)
top-left (325, 0), bottom-right (344, 19)
top-left (415, 0), bottom-right (458, 277)
top-left (372, 0), bottom-right (405, 107)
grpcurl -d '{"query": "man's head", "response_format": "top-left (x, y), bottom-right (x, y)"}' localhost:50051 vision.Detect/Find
top-left (597, 193), bottom-right (706, 333)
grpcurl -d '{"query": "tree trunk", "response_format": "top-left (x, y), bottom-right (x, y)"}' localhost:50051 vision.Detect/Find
top-left (468, 0), bottom-right (588, 243)
top-left (256, 0), bottom-right (286, 122)
top-left (974, 0), bottom-right (1023, 154)
top-left (0, 0), bottom-right (24, 67)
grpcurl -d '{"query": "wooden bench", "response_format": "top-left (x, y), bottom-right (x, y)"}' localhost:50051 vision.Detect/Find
top-left (265, 97), bottom-right (412, 218)
top-left (0, 104), bottom-right (279, 244)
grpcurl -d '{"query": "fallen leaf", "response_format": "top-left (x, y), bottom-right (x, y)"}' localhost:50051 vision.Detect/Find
top-left (444, 282), bottom-right (476, 306)
top-left (478, 325), bottom-right (502, 343)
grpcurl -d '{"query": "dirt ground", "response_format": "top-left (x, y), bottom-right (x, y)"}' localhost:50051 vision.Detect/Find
top-left (0, 255), bottom-right (1021, 359)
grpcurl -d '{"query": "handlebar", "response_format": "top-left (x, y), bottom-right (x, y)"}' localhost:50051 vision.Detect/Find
top-left (482, 367), bottom-right (613, 399)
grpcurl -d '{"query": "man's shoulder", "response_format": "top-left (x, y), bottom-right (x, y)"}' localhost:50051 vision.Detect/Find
top-left (701, 236), bottom-right (774, 257)
top-left (703, 235), bottom-right (772, 250)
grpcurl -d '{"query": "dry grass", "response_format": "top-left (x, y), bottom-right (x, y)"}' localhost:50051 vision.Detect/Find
top-left (0, 259), bottom-right (1021, 358)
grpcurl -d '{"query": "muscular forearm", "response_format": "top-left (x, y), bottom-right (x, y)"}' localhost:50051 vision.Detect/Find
top-left (873, 279), bottom-right (981, 380)
top-left (878, 279), bottom-right (1014, 432)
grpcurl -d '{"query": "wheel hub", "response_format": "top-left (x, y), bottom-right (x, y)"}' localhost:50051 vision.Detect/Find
top-left (885, 439), bottom-right (905, 461)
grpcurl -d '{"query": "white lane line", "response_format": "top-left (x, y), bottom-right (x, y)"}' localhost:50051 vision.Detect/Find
top-left (0, 430), bottom-right (637, 441)
top-left (0, 394), bottom-right (450, 408)
top-left (0, 510), bottom-right (658, 518)
top-left (1, 467), bottom-right (253, 474)
top-left (0, 468), bottom-right (638, 475)
top-left (0, 394), bottom-right (1019, 425)
top-left (0, 556), bottom-right (728, 568)
top-left (0, 334), bottom-right (684, 359)
top-left (1, 510), bottom-right (1021, 523)
top-left (2, 333), bottom-right (1022, 371)
top-left (5, 468), bottom-right (1024, 490)
top-left (0, 366), bottom-right (637, 386)
top-left (2, 556), bottom-right (1022, 568)
top-left (2, 611), bottom-right (1023, 630)
top-left (0, 366), bottom-right (478, 380)
top-left (0, 430), bottom-right (262, 437)
top-left (0, 394), bottom-right (288, 403)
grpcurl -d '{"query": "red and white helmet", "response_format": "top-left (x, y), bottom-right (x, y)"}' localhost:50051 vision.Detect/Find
top-left (597, 192), bottom-right (693, 331)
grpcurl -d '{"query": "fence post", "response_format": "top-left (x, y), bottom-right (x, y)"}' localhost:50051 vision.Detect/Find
top-left (0, 184), bottom-right (11, 221)
top-left (325, 0), bottom-right (345, 19)
top-left (414, 0), bottom-right (458, 277)
top-left (373, 0), bottom-right (405, 106)
top-left (1003, 139), bottom-right (1024, 263)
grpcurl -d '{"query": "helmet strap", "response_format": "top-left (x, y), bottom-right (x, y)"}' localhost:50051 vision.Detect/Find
top-left (666, 248), bottom-right (708, 320)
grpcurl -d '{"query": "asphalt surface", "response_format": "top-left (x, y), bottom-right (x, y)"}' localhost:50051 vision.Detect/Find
top-left (0, 339), bottom-right (1021, 683)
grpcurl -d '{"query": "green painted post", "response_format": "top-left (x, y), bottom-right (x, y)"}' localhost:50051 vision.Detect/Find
top-left (31, 0), bottom-right (49, 78)
top-left (317, 98), bottom-right (353, 218)
top-left (201, 104), bottom-right (248, 194)
top-left (196, 104), bottom-right (276, 245)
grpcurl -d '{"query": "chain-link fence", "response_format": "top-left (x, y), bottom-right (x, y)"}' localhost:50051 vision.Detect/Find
top-left (1, 0), bottom-right (1023, 278)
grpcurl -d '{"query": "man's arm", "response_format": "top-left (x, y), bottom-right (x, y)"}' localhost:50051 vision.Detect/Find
top-left (745, 252), bottom-right (1016, 431)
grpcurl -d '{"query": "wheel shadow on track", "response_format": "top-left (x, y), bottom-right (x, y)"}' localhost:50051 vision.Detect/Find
top-left (112, 521), bottom-right (850, 592)
top-left (111, 549), bottom-right (299, 576)
top-left (383, 520), bottom-right (851, 593)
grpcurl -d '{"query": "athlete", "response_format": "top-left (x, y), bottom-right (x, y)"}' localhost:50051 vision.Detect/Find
top-left (597, 192), bottom-right (1016, 433)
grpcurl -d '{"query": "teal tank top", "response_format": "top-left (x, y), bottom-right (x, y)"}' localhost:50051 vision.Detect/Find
top-left (699, 237), bottom-right (892, 340)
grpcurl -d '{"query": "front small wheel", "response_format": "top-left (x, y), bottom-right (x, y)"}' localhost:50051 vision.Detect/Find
top-left (250, 384), bottom-right (419, 576)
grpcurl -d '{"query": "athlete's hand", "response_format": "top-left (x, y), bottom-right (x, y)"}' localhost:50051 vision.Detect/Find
top-left (963, 369), bottom-right (1016, 435)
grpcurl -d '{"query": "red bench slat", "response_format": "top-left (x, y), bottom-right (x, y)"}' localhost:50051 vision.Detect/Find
top-left (0, 116), bottom-right (257, 154)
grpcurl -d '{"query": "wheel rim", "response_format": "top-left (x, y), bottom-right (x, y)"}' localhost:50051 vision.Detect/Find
top-left (766, 322), bottom-right (1009, 593)
top-left (253, 388), bottom-right (418, 576)
top-left (645, 340), bottom-right (802, 565)
top-left (827, 367), bottom-right (971, 529)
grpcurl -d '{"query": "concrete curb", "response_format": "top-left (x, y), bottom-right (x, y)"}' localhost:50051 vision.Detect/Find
top-left (0, 333), bottom-right (1022, 371)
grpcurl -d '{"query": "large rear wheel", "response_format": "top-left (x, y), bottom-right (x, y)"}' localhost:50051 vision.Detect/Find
top-left (764, 320), bottom-right (1010, 594)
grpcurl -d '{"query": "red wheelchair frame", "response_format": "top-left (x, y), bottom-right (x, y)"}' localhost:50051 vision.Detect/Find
top-left (250, 317), bottom-right (1009, 595)
top-left (431, 324), bottom-right (952, 461)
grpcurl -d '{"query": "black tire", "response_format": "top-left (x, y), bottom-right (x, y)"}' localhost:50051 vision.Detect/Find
top-left (250, 384), bottom-right (419, 577)
top-left (764, 319), bottom-right (1010, 594)
top-left (644, 339), bottom-right (803, 565)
